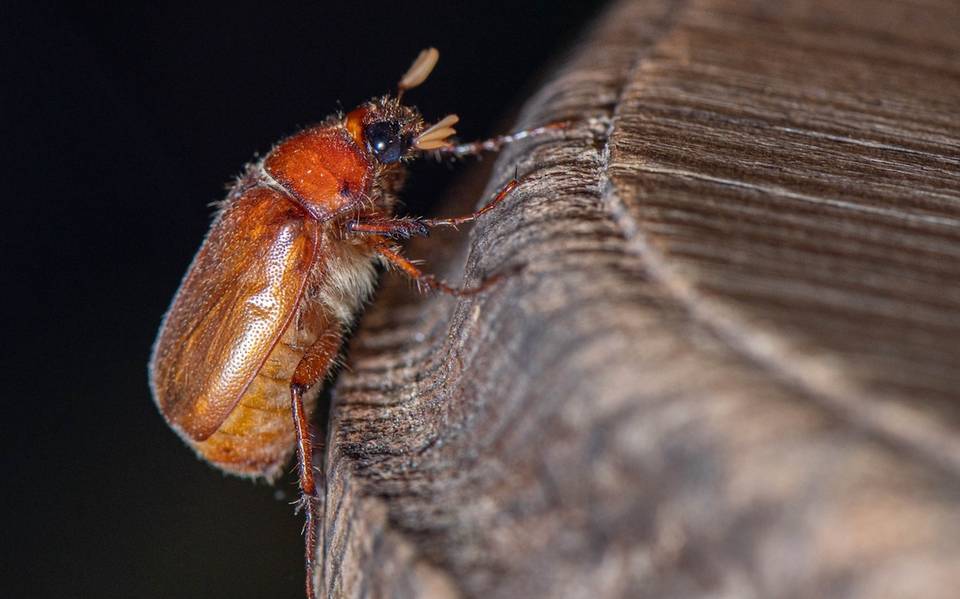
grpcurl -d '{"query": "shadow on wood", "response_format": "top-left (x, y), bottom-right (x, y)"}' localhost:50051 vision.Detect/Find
top-left (316, 0), bottom-right (960, 597)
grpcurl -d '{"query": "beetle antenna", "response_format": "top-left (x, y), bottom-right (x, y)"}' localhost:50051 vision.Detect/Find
top-left (397, 47), bottom-right (439, 102)
top-left (415, 114), bottom-right (459, 150)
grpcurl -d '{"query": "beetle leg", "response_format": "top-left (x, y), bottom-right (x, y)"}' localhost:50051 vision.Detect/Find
top-left (420, 177), bottom-right (519, 229)
top-left (289, 328), bottom-right (343, 599)
top-left (347, 217), bottom-right (430, 240)
top-left (348, 176), bottom-right (520, 242)
top-left (430, 120), bottom-right (569, 158)
top-left (375, 244), bottom-right (516, 296)
top-left (290, 383), bottom-right (319, 599)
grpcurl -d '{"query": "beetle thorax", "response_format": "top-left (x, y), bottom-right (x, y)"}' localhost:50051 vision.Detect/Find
top-left (263, 127), bottom-right (372, 220)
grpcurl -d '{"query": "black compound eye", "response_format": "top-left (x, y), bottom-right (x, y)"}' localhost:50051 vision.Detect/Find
top-left (363, 121), bottom-right (405, 164)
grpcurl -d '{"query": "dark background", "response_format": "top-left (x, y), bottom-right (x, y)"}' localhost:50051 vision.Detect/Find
top-left (4, 2), bottom-right (605, 598)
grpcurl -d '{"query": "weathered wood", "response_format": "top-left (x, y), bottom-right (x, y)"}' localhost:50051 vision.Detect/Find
top-left (316, 0), bottom-right (960, 597)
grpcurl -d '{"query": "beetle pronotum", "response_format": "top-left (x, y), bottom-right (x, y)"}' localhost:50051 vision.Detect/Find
top-left (149, 48), bottom-right (563, 598)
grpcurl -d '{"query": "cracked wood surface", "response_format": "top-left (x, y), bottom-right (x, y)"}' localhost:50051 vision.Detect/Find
top-left (314, 1), bottom-right (960, 597)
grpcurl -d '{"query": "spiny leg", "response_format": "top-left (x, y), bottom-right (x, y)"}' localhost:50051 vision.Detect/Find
top-left (375, 244), bottom-right (512, 297)
top-left (290, 384), bottom-right (318, 599)
top-left (432, 121), bottom-right (569, 158)
top-left (346, 176), bottom-right (520, 241)
top-left (421, 177), bottom-right (519, 229)
top-left (289, 329), bottom-right (343, 599)
top-left (347, 216), bottom-right (429, 240)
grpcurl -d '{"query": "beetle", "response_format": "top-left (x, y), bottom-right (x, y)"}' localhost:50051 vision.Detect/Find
top-left (149, 48), bottom-right (562, 598)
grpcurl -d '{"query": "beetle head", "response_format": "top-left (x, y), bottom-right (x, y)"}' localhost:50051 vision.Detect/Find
top-left (345, 48), bottom-right (458, 165)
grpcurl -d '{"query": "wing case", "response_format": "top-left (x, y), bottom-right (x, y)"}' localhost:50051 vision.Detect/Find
top-left (149, 186), bottom-right (317, 440)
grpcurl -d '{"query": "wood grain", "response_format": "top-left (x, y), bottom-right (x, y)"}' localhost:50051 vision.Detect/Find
top-left (315, 1), bottom-right (960, 597)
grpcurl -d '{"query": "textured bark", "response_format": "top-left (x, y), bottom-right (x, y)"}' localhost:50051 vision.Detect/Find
top-left (315, 1), bottom-right (960, 597)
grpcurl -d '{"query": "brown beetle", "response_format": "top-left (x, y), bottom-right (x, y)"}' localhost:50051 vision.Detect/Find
top-left (149, 48), bottom-right (562, 597)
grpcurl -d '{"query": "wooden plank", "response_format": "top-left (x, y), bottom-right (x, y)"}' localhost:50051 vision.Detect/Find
top-left (317, 1), bottom-right (960, 597)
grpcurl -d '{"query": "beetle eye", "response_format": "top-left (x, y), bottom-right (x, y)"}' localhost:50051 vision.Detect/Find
top-left (363, 121), bottom-right (406, 164)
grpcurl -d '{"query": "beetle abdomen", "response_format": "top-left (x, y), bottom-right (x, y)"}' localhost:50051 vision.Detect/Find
top-left (187, 234), bottom-right (379, 480)
top-left (190, 295), bottom-right (333, 480)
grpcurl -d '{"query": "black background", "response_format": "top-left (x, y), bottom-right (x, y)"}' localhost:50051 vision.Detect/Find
top-left (4, 2), bottom-right (606, 598)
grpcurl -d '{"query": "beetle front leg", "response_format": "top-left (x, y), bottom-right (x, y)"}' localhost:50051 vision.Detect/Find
top-left (347, 217), bottom-right (430, 240)
top-left (420, 177), bottom-right (518, 229)
top-left (430, 120), bottom-right (569, 158)
top-left (289, 328), bottom-right (343, 599)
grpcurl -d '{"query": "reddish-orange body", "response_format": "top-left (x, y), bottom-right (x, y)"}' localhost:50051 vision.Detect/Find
top-left (151, 120), bottom-right (388, 478)
top-left (149, 48), bottom-right (560, 598)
